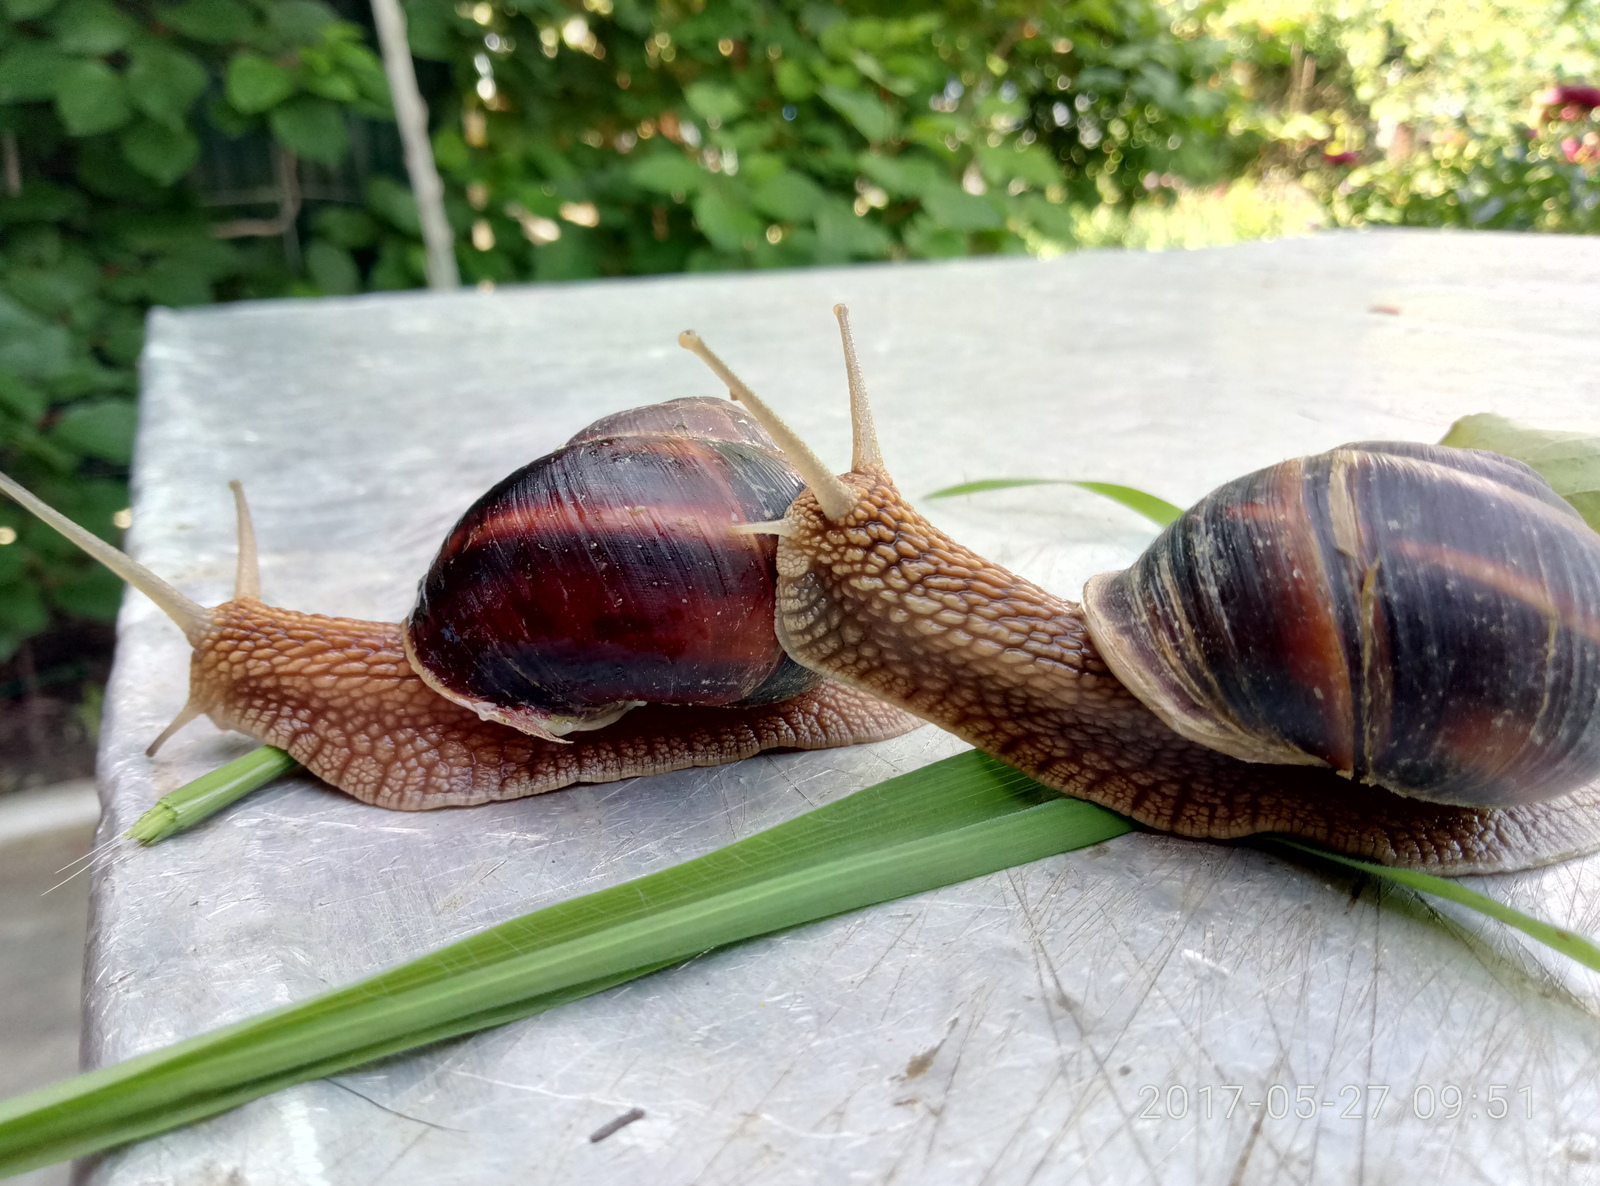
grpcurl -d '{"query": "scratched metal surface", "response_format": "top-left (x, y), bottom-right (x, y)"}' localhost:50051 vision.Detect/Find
top-left (81, 231), bottom-right (1600, 1185)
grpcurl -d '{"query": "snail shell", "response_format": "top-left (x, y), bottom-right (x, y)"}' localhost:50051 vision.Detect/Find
top-left (404, 397), bottom-right (820, 740)
top-left (1082, 441), bottom-right (1600, 808)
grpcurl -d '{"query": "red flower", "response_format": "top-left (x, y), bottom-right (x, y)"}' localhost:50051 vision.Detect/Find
top-left (1321, 150), bottom-right (1360, 165)
top-left (1537, 84), bottom-right (1600, 115)
top-left (1563, 136), bottom-right (1583, 162)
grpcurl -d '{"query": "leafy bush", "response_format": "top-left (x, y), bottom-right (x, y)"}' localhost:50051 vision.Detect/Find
top-left (394, 0), bottom-right (1244, 283)
top-left (0, 0), bottom-right (390, 660)
top-left (1213, 0), bottom-right (1600, 230)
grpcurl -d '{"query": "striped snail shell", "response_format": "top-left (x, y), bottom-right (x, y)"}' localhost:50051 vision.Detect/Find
top-left (1082, 440), bottom-right (1600, 808)
top-left (403, 396), bottom-right (820, 741)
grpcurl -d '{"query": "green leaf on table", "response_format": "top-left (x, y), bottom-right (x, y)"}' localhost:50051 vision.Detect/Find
top-left (1439, 413), bottom-right (1600, 531)
top-left (819, 84), bottom-right (896, 142)
top-left (267, 95), bottom-right (347, 164)
top-left (54, 59), bottom-right (131, 136)
top-left (128, 746), bottom-right (301, 844)
top-left (0, 40), bottom-right (68, 103)
top-left (1260, 838), bottom-right (1600, 974)
top-left (926, 478), bottom-right (1183, 527)
top-left (0, 751), bottom-right (1134, 1177)
top-left (629, 149), bottom-right (704, 195)
top-left (49, 397), bottom-right (136, 464)
top-left (50, 0), bottom-right (136, 55)
top-left (119, 118), bottom-right (200, 184)
top-left (157, 0), bottom-right (257, 43)
top-left (225, 51), bottom-right (295, 114)
top-left (126, 42), bottom-right (209, 129)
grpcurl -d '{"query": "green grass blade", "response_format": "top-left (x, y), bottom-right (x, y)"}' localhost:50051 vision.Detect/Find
top-left (925, 477), bottom-right (1183, 526)
top-left (126, 746), bottom-right (300, 844)
top-left (1260, 838), bottom-right (1600, 974)
top-left (0, 752), bottom-right (1135, 1177)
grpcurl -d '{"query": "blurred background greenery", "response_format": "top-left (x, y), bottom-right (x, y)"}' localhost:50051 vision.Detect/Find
top-left (0, 0), bottom-right (1596, 786)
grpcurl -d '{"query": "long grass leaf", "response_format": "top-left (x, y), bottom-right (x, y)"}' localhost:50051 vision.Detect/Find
top-left (1260, 838), bottom-right (1600, 973)
top-left (126, 747), bottom-right (300, 844)
top-left (0, 752), bottom-right (1135, 1177)
top-left (925, 478), bottom-right (1182, 526)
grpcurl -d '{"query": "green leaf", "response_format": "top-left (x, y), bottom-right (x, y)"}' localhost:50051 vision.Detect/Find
top-left (813, 196), bottom-right (890, 260)
top-left (158, 0), bottom-right (257, 43)
top-left (919, 184), bottom-right (1004, 231)
top-left (1261, 838), bottom-right (1600, 974)
top-left (312, 205), bottom-right (377, 249)
top-left (126, 42), bottom-right (209, 129)
top-left (0, 0), bottom-right (59, 19)
top-left (267, 94), bottom-right (347, 164)
top-left (0, 751), bottom-right (1134, 1176)
top-left (54, 58), bottom-right (131, 136)
top-left (751, 169), bottom-right (823, 220)
top-left (49, 397), bottom-right (136, 463)
top-left (819, 84), bottom-right (896, 142)
top-left (774, 58), bottom-right (814, 100)
top-left (304, 238), bottom-right (359, 294)
top-left (0, 373), bottom-right (46, 422)
top-left (119, 117), bottom-right (200, 184)
top-left (0, 294), bottom-right (70, 380)
top-left (128, 746), bottom-right (301, 844)
top-left (50, 0), bottom-right (136, 55)
top-left (0, 40), bottom-right (68, 104)
top-left (0, 581), bottom-right (48, 638)
top-left (367, 175), bottom-right (420, 234)
top-left (629, 149), bottom-right (704, 195)
top-left (692, 186), bottom-right (762, 252)
top-left (51, 563), bottom-right (123, 619)
top-left (684, 80), bottom-right (746, 124)
top-left (857, 151), bottom-right (945, 198)
top-left (974, 143), bottom-right (1061, 189)
top-left (1439, 413), bottom-right (1600, 531)
top-left (268, 0), bottom-right (336, 45)
top-left (225, 51), bottom-right (295, 115)
top-left (926, 478), bottom-right (1183, 526)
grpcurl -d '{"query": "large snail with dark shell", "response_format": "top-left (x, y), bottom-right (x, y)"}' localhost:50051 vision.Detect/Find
top-left (3, 307), bottom-right (1599, 876)
top-left (0, 397), bottom-right (918, 811)
top-left (676, 308), bottom-right (1600, 875)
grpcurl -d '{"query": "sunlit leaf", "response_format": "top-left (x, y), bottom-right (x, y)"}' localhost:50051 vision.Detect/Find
top-left (1440, 413), bottom-right (1600, 531)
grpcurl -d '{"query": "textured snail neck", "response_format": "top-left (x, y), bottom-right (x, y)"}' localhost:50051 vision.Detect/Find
top-left (772, 477), bottom-right (1600, 874)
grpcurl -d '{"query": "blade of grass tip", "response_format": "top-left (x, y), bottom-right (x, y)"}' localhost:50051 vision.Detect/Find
top-left (1259, 837), bottom-right (1600, 975)
top-left (0, 753), bottom-right (1134, 1176)
top-left (925, 477), bottom-right (1182, 527)
top-left (127, 746), bottom-right (300, 844)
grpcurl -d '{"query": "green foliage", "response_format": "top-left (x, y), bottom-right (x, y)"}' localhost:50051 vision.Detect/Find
top-left (1211, 0), bottom-right (1600, 231)
top-left (397, 0), bottom-right (1241, 280)
top-left (0, 0), bottom-right (390, 659)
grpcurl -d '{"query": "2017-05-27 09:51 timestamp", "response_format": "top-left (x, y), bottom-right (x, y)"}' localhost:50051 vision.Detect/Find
top-left (1136, 1084), bottom-right (1534, 1121)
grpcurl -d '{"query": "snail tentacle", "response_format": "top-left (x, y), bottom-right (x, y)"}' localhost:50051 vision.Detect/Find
top-left (229, 480), bottom-right (261, 601)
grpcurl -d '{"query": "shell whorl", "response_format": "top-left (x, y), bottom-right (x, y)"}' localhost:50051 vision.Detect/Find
top-left (1083, 441), bottom-right (1600, 808)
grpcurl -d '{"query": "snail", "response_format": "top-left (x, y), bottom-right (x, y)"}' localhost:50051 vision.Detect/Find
top-left (0, 397), bottom-right (918, 811)
top-left (675, 307), bottom-right (1600, 875)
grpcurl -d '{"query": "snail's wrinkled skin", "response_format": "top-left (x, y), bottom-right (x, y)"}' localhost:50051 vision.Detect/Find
top-left (770, 476), bottom-right (1600, 875)
top-left (192, 598), bottom-right (917, 810)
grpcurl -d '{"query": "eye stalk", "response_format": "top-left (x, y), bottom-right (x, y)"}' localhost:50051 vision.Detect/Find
top-left (678, 304), bottom-right (887, 524)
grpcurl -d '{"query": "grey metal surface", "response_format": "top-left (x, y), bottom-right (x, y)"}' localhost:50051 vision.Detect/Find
top-left (83, 231), bottom-right (1600, 1185)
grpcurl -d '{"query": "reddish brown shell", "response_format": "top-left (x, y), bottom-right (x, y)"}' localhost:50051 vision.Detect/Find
top-left (1083, 441), bottom-right (1600, 808)
top-left (403, 397), bottom-right (818, 740)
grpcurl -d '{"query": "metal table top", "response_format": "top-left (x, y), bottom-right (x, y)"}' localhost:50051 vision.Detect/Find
top-left (83, 231), bottom-right (1600, 1185)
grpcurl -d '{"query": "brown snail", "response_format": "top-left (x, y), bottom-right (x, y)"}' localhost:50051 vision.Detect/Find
top-left (0, 398), bottom-right (917, 810)
top-left (676, 307), bottom-right (1600, 875)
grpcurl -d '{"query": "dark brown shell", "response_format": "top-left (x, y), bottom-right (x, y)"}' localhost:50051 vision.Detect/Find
top-left (1083, 441), bottom-right (1600, 808)
top-left (403, 397), bottom-right (819, 739)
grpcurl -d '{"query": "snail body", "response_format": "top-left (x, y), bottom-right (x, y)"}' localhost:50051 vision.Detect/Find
top-left (0, 398), bottom-right (917, 811)
top-left (679, 310), bottom-right (1600, 874)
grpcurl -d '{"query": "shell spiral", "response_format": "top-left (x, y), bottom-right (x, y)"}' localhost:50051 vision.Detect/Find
top-left (1083, 441), bottom-right (1600, 808)
top-left (404, 397), bottom-right (819, 739)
